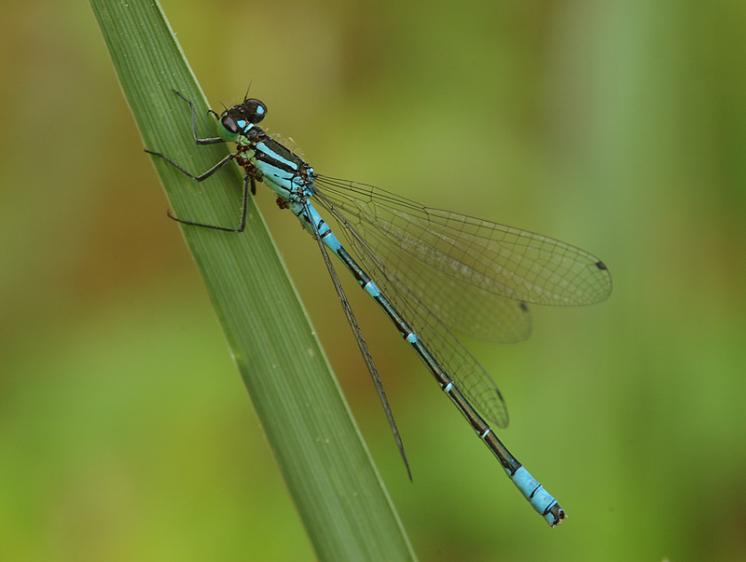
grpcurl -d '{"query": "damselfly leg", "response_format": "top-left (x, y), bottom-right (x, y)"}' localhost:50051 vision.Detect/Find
top-left (171, 89), bottom-right (226, 145)
top-left (144, 150), bottom-right (234, 182)
top-left (144, 91), bottom-right (262, 232)
top-left (164, 174), bottom-right (252, 233)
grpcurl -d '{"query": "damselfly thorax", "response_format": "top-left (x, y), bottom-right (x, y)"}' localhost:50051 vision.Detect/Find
top-left (237, 125), bottom-right (316, 209)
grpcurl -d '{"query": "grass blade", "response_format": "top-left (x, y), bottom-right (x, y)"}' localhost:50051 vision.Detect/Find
top-left (89, 1), bottom-right (416, 560)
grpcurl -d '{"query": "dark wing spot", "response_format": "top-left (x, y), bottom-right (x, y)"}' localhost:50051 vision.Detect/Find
top-left (595, 260), bottom-right (608, 271)
top-left (519, 301), bottom-right (529, 312)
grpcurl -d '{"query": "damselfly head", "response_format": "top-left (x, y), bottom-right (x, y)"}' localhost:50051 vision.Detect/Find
top-left (219, 99), bottom-right (267, 135)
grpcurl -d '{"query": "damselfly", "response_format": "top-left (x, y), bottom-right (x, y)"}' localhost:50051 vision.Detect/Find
top-left (145, 90), bottom-right (612, 527)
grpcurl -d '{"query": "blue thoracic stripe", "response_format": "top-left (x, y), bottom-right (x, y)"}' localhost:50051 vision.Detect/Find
top-left (255, 160), bottom-right (295, 187)
top-left (256, 141), bottom-right (299, 171)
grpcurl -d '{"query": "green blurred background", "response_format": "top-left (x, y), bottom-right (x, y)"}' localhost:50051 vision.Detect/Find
top-left (1, 1), bottom-right (744, 560)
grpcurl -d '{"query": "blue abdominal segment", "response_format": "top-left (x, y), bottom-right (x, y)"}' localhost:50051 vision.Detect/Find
top-left (511, 466), bottom-right (564, 526)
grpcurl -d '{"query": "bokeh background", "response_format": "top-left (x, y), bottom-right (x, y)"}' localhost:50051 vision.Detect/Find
top-left (1, 1), bottom-right (744, 560)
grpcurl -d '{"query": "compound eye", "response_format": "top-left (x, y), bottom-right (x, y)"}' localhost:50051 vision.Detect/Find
top-left (222, 115), bottom-right (239, 133)
top-left (244, 98), bottom-right (267, 124)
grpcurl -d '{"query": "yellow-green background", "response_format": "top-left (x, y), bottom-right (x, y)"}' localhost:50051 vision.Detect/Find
top-left (1, 1), bottom-right (744, 561)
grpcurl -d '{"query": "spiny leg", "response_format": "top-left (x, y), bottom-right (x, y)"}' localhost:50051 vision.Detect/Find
top-left (171, 89), bottom-right (225, 145)
top-left (167, 174), bottom-right (254, 233)
top-left (145, 150), bottom-right (234, 182)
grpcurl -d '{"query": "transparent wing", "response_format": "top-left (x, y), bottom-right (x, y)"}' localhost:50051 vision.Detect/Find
top-left (395, 257), bottom-right (533, 343)
top-left (303, 202), bottom-right (411, 478)
top-left (314, 175), bottom-right (612, 310)
top-left (315, 193), bottom-right (511, 428)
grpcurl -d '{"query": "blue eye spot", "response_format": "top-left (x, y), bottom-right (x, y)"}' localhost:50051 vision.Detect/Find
top-left (236, 120), bottom-right (247, 130)
top-left (256, 106), bottom-right (265, 115)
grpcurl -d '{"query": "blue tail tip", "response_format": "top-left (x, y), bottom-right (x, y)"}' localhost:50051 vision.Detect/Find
top-left (511, 466), bottom-right (567, 527)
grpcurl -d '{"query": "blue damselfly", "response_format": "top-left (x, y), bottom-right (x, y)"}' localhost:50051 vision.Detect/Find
top-left (145, 90), bottom-right (612, 527)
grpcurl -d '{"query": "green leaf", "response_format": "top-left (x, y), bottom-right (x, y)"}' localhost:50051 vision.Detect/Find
top-left (89, 1), bottom-right (416, 560)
